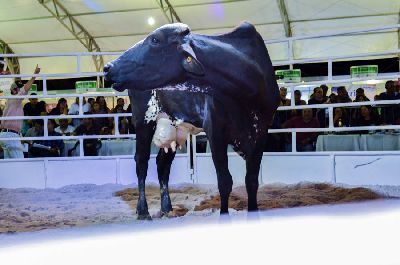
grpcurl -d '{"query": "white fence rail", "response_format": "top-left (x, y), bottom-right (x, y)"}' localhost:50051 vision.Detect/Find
top-left (1, 23), bottom-right (400, 186)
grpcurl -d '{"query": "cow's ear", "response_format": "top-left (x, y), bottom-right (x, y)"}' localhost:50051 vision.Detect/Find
top-left (179, 43), bottom-right (205, 76)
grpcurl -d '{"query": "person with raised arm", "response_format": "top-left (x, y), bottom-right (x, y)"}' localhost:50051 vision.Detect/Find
top-left (0, 65), bottom-right (41, 159)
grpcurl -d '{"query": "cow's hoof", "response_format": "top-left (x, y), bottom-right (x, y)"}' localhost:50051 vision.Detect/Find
top-left (247, 211), bottom-right (260, 221)
top-left (220, 209), bottom-right (229, 215)
top-left (247, 207), bottom-right (259, 212)
top-left (137, 214), bottom-right (152, 221)
top-left (152, 211), bottom-right (173, 219)
top-left (219, 212), bottom-right (231, 223)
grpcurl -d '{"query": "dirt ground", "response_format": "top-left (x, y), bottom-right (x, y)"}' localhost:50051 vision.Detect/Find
top-left (193, 183), bottom-right (383, 211)
top-left (0, 183), bottom-right (384, 233)
top-left (116, 183), bottom-right (383, 214)
top-left (114, 185), bottom-right (213, 218)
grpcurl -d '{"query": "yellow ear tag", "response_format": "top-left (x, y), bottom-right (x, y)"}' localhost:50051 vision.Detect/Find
top-left (186, 56), bottom-right (192, 63)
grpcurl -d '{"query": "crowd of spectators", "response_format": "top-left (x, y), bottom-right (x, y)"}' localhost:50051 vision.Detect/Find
top-left (1, 95), bottom-right (134, 158)
top-left (267, 80), bottom-right (400, 152)
top-left (1, 78), bottom-right (400, 158)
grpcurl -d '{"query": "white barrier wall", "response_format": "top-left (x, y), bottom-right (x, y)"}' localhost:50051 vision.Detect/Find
top-left (0, 160), bottom-right (45, 189)
top-left (0, 155), bottom-right (191, 189)
top-left (195, 153), bottom-right (398, 186)
top-left (335, 155), bottom-right (400, 186)
top-left (194, 153), bottom-right (253, 185)
top-left (260, 155), bottom-right (333, 184)
top-left (0, 154), bottom-right (399, 189)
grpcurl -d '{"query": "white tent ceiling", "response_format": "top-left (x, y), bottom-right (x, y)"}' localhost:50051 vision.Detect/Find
top-left (0, 0), bottom-right (399, 74)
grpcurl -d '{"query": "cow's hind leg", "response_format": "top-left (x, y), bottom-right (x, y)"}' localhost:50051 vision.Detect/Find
top-left (208, 135), bottom-right (232, 214)
top-left (245, 149), bottom-right (264, 212)
top-left (204, 100), bottom-right (233, 214)
top-left (156, 149), bottom-right (176, 216)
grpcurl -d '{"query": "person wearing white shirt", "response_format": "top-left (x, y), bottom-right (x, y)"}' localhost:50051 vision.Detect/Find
top-left (68, 97), bottom-right (91, 115)
top-left (68, 97), bottom-right (91, 127)
top-left (55, 117), bottom-right (75, 136)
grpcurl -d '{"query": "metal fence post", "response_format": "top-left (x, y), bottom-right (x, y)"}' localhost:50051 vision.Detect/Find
top-left (79, 138), bottom-right (84, 157)
top-left (331, 154), bottom-right (336, 183)
top-left (292, 132), bottom-right (297, 153)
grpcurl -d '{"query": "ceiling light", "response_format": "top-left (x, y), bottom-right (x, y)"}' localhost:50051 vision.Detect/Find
top-left (148, 17), bottom-right (155, 26)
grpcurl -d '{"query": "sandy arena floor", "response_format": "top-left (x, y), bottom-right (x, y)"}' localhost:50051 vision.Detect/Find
top-left (0, 182), bottom-right (394, 234)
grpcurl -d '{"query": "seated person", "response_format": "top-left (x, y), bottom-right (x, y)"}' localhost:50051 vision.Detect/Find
top-left (28, 119), bottom-right (64, 157)
top-left (23, 93), bottom-right (47, 131)
top-left (68, 97), bottom-right (91, 127)
top-left (277, 87), bottom-right (291, 126)
top-left (23, 93), bottom-right (47, 116)
top-left (336, 86), bottom-right (352, 103)
top-left (68, 97), bottom-right (91, 115)
top-left (291, 90), bottom-right (307, 117)
top-left (112, 104), bottom-right (131, 134)
top-left (24, 119), bottom-right (44, 137)
top-left (72, 113), bottom-right (101, 156)
top-left (48, 98), bottom-right (68, 116)
top-left (91, 102), bottom-right (111, 129)
top-left (283, 108), bottom-right (320, 152)
top-left (112, 97), bottom-right (125, 112)
top-left (308, 87), bottom-right (328, 127)
top-left (55, 116), bottom-right (75, 136)
top-left (354, 88), bottom-right (370, 102)
top-left (355, 106), bottom-right (382, 126)
top-left (320, 84), bottom-right (329, 102)
top-left (378, 80), bottom-right (400, 124)
top-left (308, 87), bottom-right (326, 105)
top-left (351, 88), bottom-right (371, 122)
top-left (333, 107), bottom-right (350, 128)
top-left (353, 106), bottom-right (382, 134)
top-left (279, 87), bottom-right (291, 106)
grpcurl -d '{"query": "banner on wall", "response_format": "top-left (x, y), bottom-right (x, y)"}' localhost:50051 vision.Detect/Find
top-left (349, 84), bottom-right (377, 100)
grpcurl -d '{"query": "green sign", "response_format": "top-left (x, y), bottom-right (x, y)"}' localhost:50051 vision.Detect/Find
top-left (96, 87), bottom-right (114, 93)
top-left (75, 81), bottom-right (97, 93)
top-left (350, 65), bottom-right (378, 78)
top-left (30, 84), bottom-right (37, 93)
top-left (275, 69), bottom-right (301, 83)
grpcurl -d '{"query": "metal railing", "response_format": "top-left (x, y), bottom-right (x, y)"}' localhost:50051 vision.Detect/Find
top-left (0, 23), bottom-right (399, 160)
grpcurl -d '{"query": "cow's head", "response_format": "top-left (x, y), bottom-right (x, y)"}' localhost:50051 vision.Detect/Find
top-left (104, 23), bottom-right (204, 92)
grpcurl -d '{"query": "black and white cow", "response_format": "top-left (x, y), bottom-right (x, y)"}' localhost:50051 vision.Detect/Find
top-left (104, 22), bottom-right (280, 219)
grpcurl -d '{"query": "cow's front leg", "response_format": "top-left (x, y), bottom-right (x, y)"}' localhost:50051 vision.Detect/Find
top-left (156, 148), bottom-right (176, 216)
top-left (135, 124), bottom-right (155, 220)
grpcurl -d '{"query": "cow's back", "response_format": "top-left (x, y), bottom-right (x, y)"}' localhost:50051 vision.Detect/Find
top-left (192, 22), bottom-right (280, 126)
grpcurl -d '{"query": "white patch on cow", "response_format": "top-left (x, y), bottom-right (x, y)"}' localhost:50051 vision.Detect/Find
top-left (253, 113), bottom-right (259, 121)
top-left (250, 110), bottom-right (261, 137)
top-left (144, 91), bottom-right (161, 123)
top-left (174, 118), bottom-right (184, 125)
top-left (233, 139), bottom-right (241, 148)
top-left (157, 82), bottom-right (210, 93)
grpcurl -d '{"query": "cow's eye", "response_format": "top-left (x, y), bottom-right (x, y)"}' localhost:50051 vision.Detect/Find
top-left (151, 37), bottom-right (160, 45)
